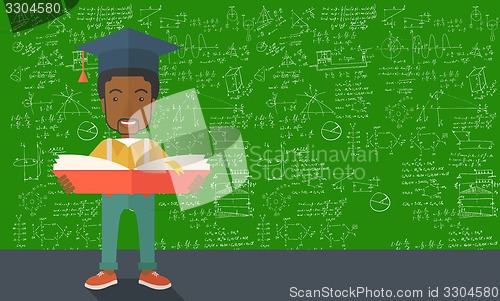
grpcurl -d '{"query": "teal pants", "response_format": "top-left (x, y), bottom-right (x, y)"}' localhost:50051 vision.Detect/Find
top-left (99, 194), bottom-right (157, 271)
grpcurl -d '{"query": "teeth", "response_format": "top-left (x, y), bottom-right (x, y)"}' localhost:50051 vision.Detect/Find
top-left (120, 120), bottom-right (136, 125)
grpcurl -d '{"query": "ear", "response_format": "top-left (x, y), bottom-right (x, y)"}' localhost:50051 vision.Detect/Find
top-left (100, 98), bottom-right (105, 113)
top-left (151, 98), bottom-right (156, 112)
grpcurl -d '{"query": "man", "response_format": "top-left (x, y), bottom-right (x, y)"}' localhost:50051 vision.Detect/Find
top-left (57, 28), bottom-right (183, 290)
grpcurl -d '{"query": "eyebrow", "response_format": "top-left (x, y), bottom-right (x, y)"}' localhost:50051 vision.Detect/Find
top-left (109, 89), bottom-right (122, 93)
top-left (135, 89), bottom-right (148, 93)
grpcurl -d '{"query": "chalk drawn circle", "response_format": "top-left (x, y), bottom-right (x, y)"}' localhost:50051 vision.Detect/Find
top-left (13, 158), bottom-right (37, 167)
top-left (256, 41), bottom-right (268, 52)
top-left (487, 20), bottom-right (498, 31)
top-left (243, 19), bottom-right (254, 31)
top-left (471, 8), bottom-right (482, 23)
top-left (12, 42), bottom-right (24, 53)
top-left (227, 7), bottom-right (238, 22)
top-left (321, 121), bottom-right (342, 141)
top-left (77, 121), bottom-right (98, 141)
top-left (380, 37), bottom-right (402, 60)
top-left (370, 192), bottom-right (391, 212)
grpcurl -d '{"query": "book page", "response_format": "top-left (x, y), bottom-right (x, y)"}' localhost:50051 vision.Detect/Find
top-left (136, 155), bottom-right (209, 171)
top-left (53, 155), bottom-right (128, 170)
top-left (168, 155), bottom-right (208, 170)
top-left (135, 158), bottom-right (168, 170)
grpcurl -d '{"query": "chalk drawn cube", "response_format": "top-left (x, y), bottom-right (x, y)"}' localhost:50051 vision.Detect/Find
top-left (468, 67), bottom-right (486, 93)
top-left (224, 67), bottom-right (243, 93)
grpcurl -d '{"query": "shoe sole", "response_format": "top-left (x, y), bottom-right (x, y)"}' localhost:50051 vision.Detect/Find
top-left (85, 280), bottom-right (118, 290)
top-left (138, 280), bottom-right (172, 290)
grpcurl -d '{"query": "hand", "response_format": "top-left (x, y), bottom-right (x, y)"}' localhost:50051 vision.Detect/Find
top-left (166, 160), bottom-right (184, 175)
top-left (188, 175), bottom-right (206, 194)
top-left (57, 174), bottom-right (75, 194)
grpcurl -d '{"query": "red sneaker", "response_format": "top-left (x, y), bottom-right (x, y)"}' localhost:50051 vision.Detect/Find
top-left (85, 271), bottom-right (118, 290)
top-left (138, 271), bottom-right (172, 290)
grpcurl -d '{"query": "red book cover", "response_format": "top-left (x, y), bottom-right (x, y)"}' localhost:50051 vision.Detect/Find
top-left (52, 155), bottom-right (210, 195)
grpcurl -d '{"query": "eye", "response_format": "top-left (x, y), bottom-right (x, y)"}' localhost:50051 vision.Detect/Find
top-left (139, 97), bottom-right (145, 102)
top-left (113, 97), bottom-right (118, 101)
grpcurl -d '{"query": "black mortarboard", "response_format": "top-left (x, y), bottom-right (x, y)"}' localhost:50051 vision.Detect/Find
top-left (76, 28), bottom-right (180, 82)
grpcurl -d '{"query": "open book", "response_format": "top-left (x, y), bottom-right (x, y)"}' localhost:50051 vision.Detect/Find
top-left (52, 155), bottom-right (210, 195)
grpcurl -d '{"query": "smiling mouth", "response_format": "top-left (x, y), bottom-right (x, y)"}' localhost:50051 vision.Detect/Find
top-left (118, 118), bottom-right (139, 129)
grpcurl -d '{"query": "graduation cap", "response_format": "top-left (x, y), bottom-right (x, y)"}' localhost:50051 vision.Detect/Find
top-left (76, 28), bottom-right (181, 82)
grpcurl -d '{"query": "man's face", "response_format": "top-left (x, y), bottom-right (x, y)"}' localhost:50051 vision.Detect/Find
top-left (101, 76), bottom-right (155, 136)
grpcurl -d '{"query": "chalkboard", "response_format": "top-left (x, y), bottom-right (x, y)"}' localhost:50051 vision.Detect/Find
top-left (4, 0), bottom-right (499, 250)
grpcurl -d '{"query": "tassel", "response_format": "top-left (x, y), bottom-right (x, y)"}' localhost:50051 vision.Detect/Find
top-left (78, 51), bottom-right (88, 83)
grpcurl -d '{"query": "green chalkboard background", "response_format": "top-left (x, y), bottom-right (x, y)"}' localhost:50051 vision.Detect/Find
top-left (3, 0), bottom-right (499, 250)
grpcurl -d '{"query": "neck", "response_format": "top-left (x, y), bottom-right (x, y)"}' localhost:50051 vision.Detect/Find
top-left (121, 134), bottom-right (135, 138)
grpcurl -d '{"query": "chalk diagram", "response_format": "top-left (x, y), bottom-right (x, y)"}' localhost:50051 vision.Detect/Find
top-left (410, 31), bottom-right (461, 64)
top-left (421, 180), bottom-right (444, 199)
top-left (468, 6), bottom-right (499, 41)
top-left (71, 51), bottom-right (97, 71)
top-left (213, 182), bottom-right (251, 218)
top-left (299, 85), bottom-right (334, 119)
top-left (226, 6), bottom-right (238, 28)
top-left (276, 219), bottom-right (314, 247)
top-left (47, 15), bottom-right (64, 28)
top-left (256, 41), bottom-right (268, 52)
top-left (457, 170), bottom-right (497, 218)
top-left (55, 87), bottom-right (90, 119)
top-left (32, 218), bottom-right (72, 248)
top-left (403, 12), bottom-right (431, 29)
top-left (353, 177), bottom-right (380, 193)
top-left (263, 191), bottom-right (290, 216)
top-left (254, 66), bottom-right (266, 82)
top-left (22, 93), bottom-right (52, 114)
top-left (257, 143), bottom-right (285, 181)
top-left (266, 92), bottom-right (296, 114)
top-left (386, 101), bottom-right (410, 128)
top-left (416, 89), bottom-right (488, 127)
top-left (382, 5), bottom-right (405, 28)
top-left (256, 6), bottom-right (273, 31)
top-left (452, 130), bottom-right (493, 150)
top-left (370, 192), bottom-right (391, 212)
top-left (312, 47), bottom-right (369, 71)
top-left (321, 121), bottom-right (342, 141)
top-left (167, 32), bottom-right (217, 59)
top-left (13, 142), bottom-right (42, 181)
top-left (10, 11), bottom-right (29, 32)
top-left (291, 10), bottom-right (309, 29)
top-left (486, 14), bottom-right (498, 41)
top-left (242, 14), bottom-right (255, 42)
top-left (138, 5), bottom-right (162, 28)
top-left (226, 43), bottom-right (238, 57)
top-left (12, 41), bottom-right (24, 53)
top-left (470, 6), bottom-right (483, 28)
top-left (380, 31), bottom-right (461, 63)
top-left (224, 66), bottom-right (243, 94)
top-left (37, 51), bottom-right (51, 66)
top-left (160, 11), bottom-right (187, 29)
top-left (281, 51), bottom-right (295, 66)
top-left (468, 67), bottom-right (487, 94)
top-left (409, 130), bottom-right (447, 155)
top-left (319, 223), bottom-right (357, 249)
top-left (10, 66), bottom-right (22, 82)
top-left (77, 121), bottom-right (99, 141)
top-left (470, 43), bottom-right (482, 58)
top-left (380, 31), bottom-right (405, 60)
top-left (18, 190), bottom-right (46, 216)
top-left (367, 128), bottom-right (405, 154)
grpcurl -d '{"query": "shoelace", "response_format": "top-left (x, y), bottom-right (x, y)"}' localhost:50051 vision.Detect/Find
top-left (152, 271), bottom-right (159, 277)
top-left (97, 271), bottom-right (104, 277)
